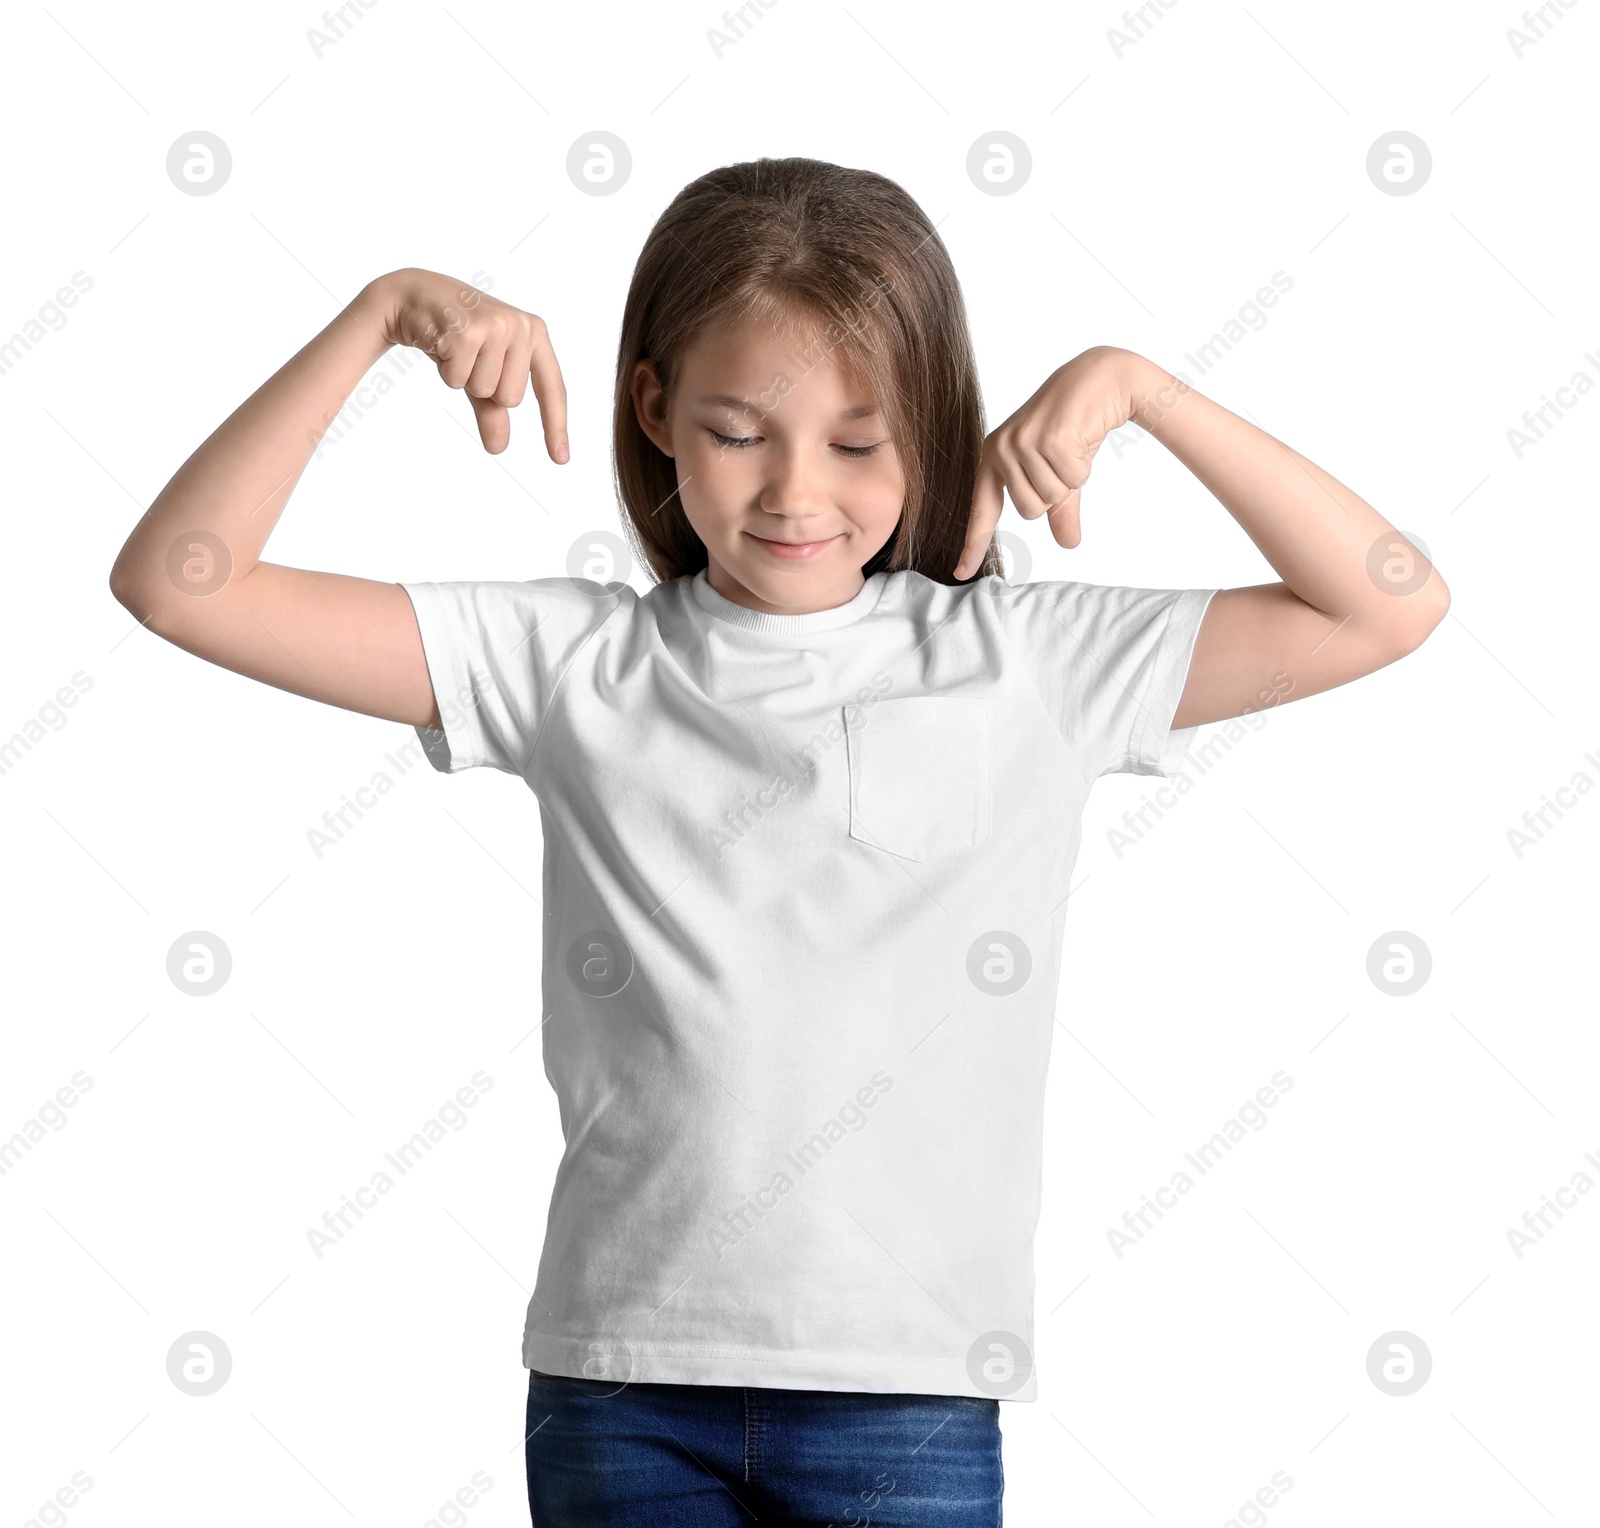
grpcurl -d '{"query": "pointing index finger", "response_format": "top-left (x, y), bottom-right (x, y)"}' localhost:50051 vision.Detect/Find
top-left (955, 451), bottom-right (1005, 579)
top-left (526, 318), bottom-right (570, 462)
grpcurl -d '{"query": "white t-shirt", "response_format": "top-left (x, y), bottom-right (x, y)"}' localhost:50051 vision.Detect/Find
top-left (400, 565), bottom-right (1216, 1401)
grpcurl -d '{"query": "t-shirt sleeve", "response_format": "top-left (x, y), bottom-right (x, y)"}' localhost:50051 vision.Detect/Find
top-left (398, 577), bottom-right (624, 776)
top-left (989, 577), bottom-right (1218, 781)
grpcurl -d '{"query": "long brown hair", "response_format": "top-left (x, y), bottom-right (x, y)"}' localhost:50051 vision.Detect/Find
top-left (611, 156), bottom-right (1003, 587)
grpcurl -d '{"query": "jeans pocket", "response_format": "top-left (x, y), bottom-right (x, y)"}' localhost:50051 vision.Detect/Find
top-left (845, 695), bottom-right (992, 861)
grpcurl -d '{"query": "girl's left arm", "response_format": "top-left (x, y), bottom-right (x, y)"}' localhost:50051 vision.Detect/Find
top-left (957, 346), bottom-right (1451, 731)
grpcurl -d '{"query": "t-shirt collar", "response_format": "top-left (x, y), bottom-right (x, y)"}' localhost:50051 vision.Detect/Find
top-left (689, 567), bottom-right (889, 633)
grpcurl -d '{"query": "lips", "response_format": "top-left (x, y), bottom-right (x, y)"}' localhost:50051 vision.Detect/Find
top-left (746, 531), bottom-right (842, 560)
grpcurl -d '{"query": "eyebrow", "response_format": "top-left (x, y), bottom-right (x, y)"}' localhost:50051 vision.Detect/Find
top-left (695, 393), bottom-right (879, 421)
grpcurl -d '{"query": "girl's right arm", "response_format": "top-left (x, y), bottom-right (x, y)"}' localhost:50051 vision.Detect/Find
top-left (108, 268), bottom-right (568, 731)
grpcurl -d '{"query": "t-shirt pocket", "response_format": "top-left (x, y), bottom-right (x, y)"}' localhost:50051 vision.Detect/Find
top-left (844, 695), bottom-right (993, 861)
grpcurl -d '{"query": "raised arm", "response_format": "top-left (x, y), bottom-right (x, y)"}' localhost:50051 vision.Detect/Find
top-left (108, 268), bottom-right (568, 731)
top-left (956, 346), bottom-right (1450, 729)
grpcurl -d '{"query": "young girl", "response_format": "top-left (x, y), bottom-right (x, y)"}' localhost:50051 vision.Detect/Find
top-left (110, 157), bottom-right (1447, 1525)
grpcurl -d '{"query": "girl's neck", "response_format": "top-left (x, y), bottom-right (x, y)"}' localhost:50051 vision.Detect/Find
top-left (703, 556), bottom-right (868, 617)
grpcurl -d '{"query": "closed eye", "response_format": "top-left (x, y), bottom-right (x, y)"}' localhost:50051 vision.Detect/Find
top-left (707, 428), bottom-right (880, 458)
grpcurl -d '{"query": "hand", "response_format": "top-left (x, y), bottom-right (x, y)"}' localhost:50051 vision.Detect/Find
top-left (367, 267), bottom-right (568, 458)
top-left (954, 345), bottom-right (1149, 579)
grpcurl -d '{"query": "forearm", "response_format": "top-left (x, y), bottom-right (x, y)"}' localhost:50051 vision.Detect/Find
top-left (110, 278), bottom-right (394, 608)
top-left (1124, 355), bottom-right (1447, 639)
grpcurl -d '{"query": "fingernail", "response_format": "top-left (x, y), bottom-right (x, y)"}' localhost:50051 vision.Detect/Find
top-left (555, 442), bottom-right (569, 463)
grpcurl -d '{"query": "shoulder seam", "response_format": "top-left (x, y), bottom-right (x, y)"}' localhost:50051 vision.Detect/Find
top-left (986, 578), bottom-right (1098, 794)
top-left (518, 585), bottom-right (631, 777)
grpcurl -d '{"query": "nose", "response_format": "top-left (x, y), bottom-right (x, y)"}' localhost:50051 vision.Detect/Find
top-left (757, 442), bottom-right (831, 523)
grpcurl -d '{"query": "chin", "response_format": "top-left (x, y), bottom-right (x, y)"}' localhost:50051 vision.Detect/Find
top-left (741, 554), bottom-right (851, 586)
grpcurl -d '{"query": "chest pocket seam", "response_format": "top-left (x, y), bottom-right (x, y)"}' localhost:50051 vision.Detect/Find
top-left (844, 695), bottom-right (993, 862)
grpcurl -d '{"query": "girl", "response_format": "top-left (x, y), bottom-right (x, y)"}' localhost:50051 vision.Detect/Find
top-left (110, 157), bottom-right (1448, 1525)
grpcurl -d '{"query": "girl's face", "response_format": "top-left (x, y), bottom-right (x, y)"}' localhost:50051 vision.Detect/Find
top-left (631, 316), bottom-right (906, 615)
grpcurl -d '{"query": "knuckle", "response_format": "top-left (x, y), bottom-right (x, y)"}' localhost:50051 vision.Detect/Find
top-left (1046, 428), bottom-right (1083, 459)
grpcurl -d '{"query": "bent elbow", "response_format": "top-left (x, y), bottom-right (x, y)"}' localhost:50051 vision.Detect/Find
top-left (108, 559), bottom-right (146, 618)
top-left (1391, 571), bottom-right (1450, 657)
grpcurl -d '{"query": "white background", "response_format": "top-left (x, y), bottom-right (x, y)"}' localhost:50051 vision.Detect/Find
top-left (2, 1), bottom-right (1596, 1524)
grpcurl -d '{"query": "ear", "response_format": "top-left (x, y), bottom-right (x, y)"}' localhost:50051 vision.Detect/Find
top-left (630, 359), bottom-right (674, 457)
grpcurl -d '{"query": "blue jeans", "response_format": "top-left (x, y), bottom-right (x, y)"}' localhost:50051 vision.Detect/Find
top-left (524, 1369), bottom-right (1004, 1525)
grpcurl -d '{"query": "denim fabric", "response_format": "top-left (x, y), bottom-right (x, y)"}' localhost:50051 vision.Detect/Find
top-left (525, 1369), bottom-right (1004, 1525)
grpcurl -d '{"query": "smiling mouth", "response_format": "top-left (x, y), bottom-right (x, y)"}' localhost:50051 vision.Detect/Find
top-left (745, 531), bottom-right (843, 560)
